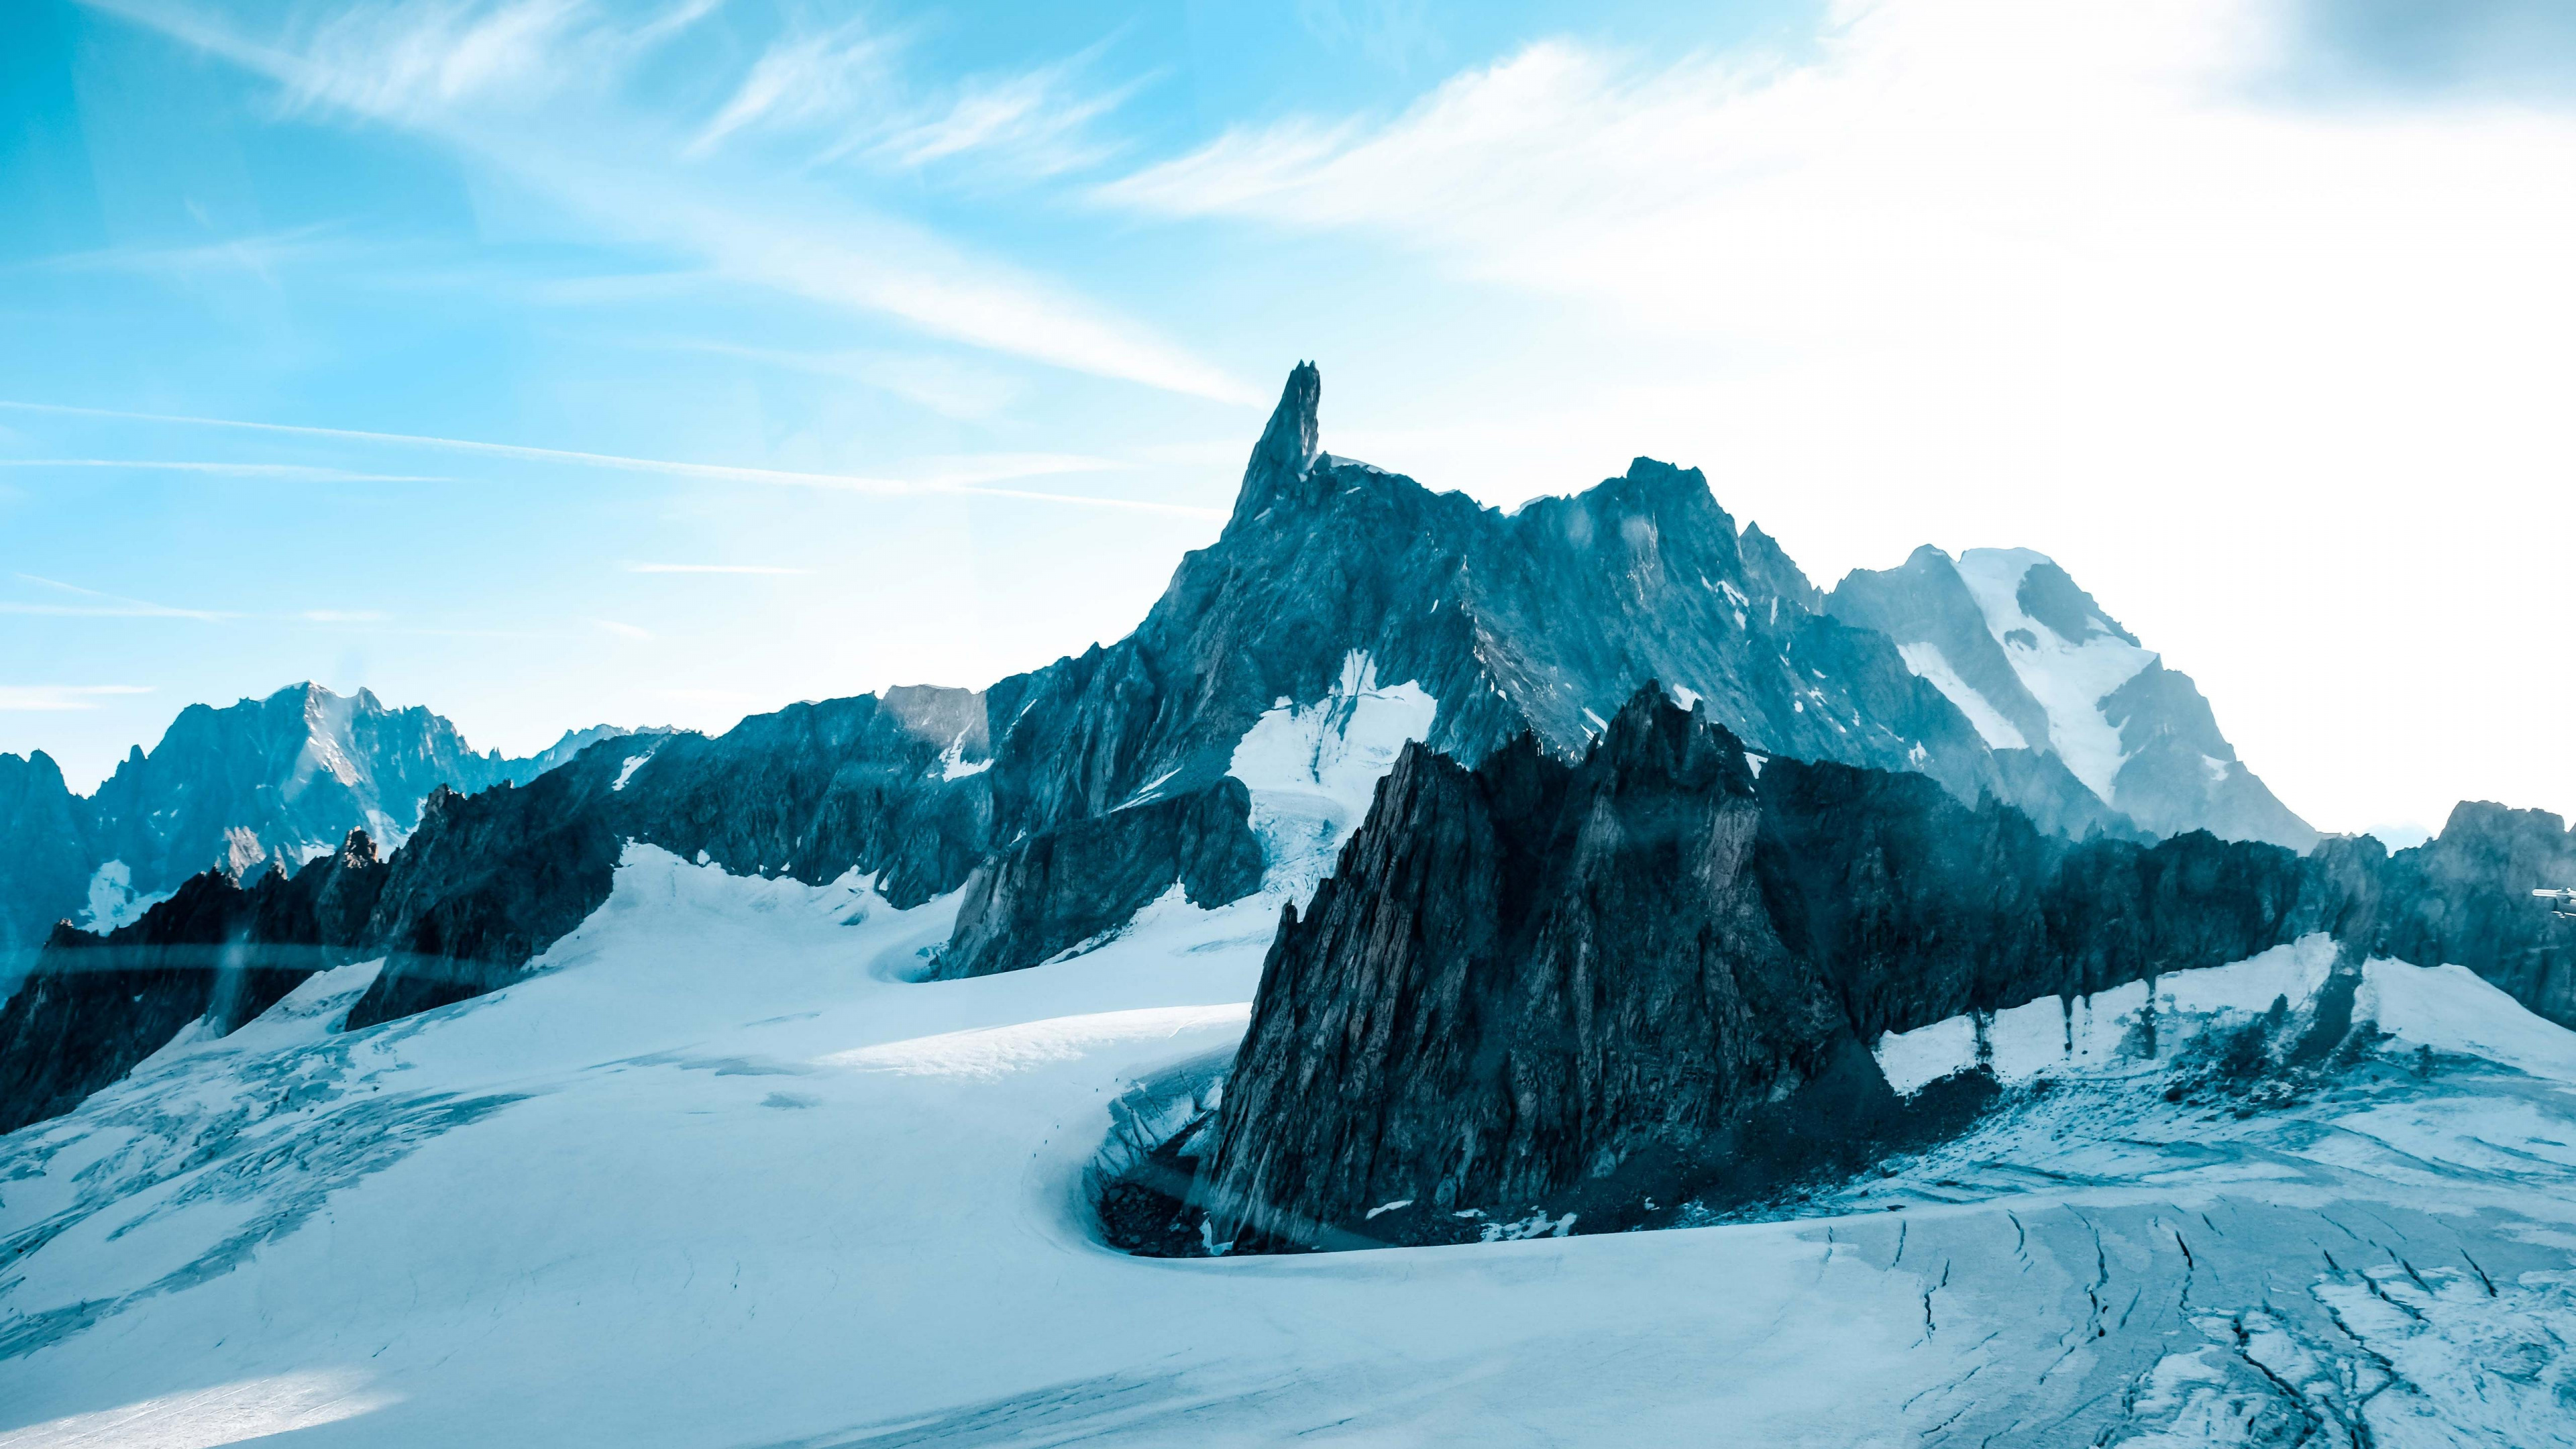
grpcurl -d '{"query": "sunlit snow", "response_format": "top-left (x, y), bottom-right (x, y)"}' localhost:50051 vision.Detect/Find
top-left (1954, 547), bottom-right (2156, 802)
top-left (75, 861), bottom-right (170, 933)
top-left (1225, 649), bottom-right (1436, 903)
top-left (4, 847), bottom-right (2574, 1445)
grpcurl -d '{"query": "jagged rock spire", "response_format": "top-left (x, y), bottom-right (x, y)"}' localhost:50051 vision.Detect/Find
top-left (1228, 361), bottom-right (1324, 529)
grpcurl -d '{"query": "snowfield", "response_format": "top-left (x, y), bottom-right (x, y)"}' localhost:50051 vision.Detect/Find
top-left (5, 672), bottom-right (2575, 1447)
top-left (1953, 547), bottom-right (2157, 802)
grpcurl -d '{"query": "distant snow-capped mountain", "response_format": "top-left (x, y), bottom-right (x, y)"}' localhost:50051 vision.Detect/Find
top-left (1827, 545), bottom-right (2316, 850)
top-left (0, 684), bottom-right (651, 974)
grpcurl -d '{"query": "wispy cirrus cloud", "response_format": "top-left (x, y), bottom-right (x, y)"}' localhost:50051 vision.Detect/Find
top-left (78, 0), bottom-right (1242, 400)
top-left (0, 399), bottom-right (1219, 517)
top-left (0, 684), bottom-right (156, 712)
top-left (9, 223), bottom-right (354, 283)
top-left (592, 618), bottom-right (654, 640)
top-left (5, 574), bottom-right (233, 621)
top-left (686, 20), bottom-right (896, 158)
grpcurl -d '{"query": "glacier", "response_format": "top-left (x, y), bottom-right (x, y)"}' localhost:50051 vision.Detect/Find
top-left (2, 839), bottom-right (2573, 1447)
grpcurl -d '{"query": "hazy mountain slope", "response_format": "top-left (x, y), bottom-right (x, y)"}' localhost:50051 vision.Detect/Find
top-left (1829, 545), bottom-right (2318, 849)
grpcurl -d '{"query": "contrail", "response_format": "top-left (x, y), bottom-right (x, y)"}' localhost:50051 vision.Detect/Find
top-left (0, 399), bottom-right (1224, 519)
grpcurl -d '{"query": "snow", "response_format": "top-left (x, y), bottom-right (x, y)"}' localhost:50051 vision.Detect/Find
top-left (1875, 936), bottom-right (2339, 1092)
top-left (1893, 642), bottom-right (2027, 750)
top-left (2361, 959), bottom-right (2576, 1082)
top-left (1225, 649), bottom-right (1436, 903)
top-left (7, 855), bottom-right (2576, 1445)
top-left (936, 731), bottom-right (991, 782)
top-left (610, 751), bottom-right (654, 792)
top-left (1953, 548), bottom-right (2157, 802)
top-left (1667, 684), bottom-right (1702, 711)
top-left (76, 861), bottom-right (170, 933)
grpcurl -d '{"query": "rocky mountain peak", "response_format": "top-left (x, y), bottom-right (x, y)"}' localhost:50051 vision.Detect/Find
top-left (1228, 361), bottom-right (1326, 528)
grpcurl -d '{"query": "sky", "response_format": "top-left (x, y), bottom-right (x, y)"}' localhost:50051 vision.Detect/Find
top-left (2, 0), bottom-right (2571, 840)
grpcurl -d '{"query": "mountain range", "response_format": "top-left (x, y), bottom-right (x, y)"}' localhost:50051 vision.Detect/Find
top-left (5, 365), bottom-right (2575, 1447)
top-left (0, 364), bottom-right (2344, 1130)
top-left (0, 685), bottom-right (642, 979)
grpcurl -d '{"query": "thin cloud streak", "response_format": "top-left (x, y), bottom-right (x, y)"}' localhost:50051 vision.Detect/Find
top-left (0, 460), bottom-right (449, 482)
top-left (10, 573), bottom-right (233, 621)
top-left (0, 685), bottom-right (156, 712)
top-left (0, 400), bottom-right (1220, 517)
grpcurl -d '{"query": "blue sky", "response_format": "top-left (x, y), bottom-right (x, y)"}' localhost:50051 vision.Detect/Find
top-left (5, 0), bottom-right (2574, 838)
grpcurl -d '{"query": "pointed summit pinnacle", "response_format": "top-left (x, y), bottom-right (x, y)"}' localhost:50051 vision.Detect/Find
top-left (1228, 361), bottom-right (1324, 529)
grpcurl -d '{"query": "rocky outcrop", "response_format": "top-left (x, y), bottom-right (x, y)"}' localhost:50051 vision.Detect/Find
top-left (939, 780), bottom-right (1265, 978)
top-left (0, 830), bottom-right (387, 1134)
top-left (346, 688), bottom-right (998, 1027)
top-left (980, 368), bottom-right (2050, 881)
top-left (1184, 688), bottom-right (2333, 1251)
top-left (2372, 802), bottom-right (2576, 1026)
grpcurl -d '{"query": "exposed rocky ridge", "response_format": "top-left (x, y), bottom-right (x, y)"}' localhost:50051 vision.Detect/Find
top-left (347, 688), bottom-right (1003, 1027)
top-left (941, 780), bottom-right (1264, 979)
top-left (0, 690), bottom-right (1006, 1110)
top-left (0, 829), bottom-right (388, 1134)
top-left (0, 684), bottom-right (645, 974)
top-left (2369, 800), bottom-right (2576, 1025)
top-left (0, 363), bottom-right (2436, 1136)
top-left (1173, 690), bottom-right (2573, 1253)
top-left (1827, 547), bottom-right (2317, 851)
top-left (1183, 688), bottom-right (2332, 1251)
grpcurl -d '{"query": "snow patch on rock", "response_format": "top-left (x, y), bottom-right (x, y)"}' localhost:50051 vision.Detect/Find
top-left (1226, 650), bottom-right (1436, 904)
top-left (1876, 934), bottom-right (2340, 1093)
top-left (76, 860), bottom-right (171, 932)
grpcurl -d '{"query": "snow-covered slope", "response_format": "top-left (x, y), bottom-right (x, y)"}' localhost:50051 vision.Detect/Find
top-left (3, 847), bottom-right (2572, 1448)
top-left (1951, 548), bottom-right (2157, 800)
top-left (1831, 545), bottom-right (2317, 851)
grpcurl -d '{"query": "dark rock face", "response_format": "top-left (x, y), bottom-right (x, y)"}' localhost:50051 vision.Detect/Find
top-left (939, 781), bottom-right (1265, 978)
top-left (2373, 802), bottom-right (2576, 1026)
top-left (2098, 662), bottom-right (2314, 849)
top-left (980, 370), bottom-right (2032, 879)
top-left (1829, 544), bottom-right (2055, 751)
top-left (344, 775), bottom-right (626, 1030)
top-left (0, 830), bottom-right (387, 1134)
top-left (0, 751), bottom-right (93, 981)
top-left (347, 688), bottom-right (997, 1028)
top-left (1189, 689), bottom-right (2331, 1251)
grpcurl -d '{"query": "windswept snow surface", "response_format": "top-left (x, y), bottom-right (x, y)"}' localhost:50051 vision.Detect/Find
top-left (1225, 649), bottom-right (1436, 903)
top-left (1954, 547), bottom-right (2156, 801)
top-left (4, 856), bottom-right (2575, 1446)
